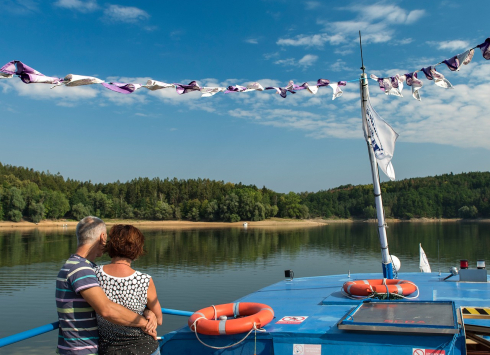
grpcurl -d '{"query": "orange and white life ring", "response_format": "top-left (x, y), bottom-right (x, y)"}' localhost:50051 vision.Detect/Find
top-left (342, 279), bottom-right (417, 297)
top-left (188, 302), bottom-right (274, 335)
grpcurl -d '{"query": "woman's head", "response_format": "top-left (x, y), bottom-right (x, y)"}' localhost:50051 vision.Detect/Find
top-left (105, 224), bottom-right (145, 260)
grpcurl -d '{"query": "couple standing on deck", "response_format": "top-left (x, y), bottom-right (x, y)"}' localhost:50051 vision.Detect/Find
top-left (56, 216), bottom-right (162, 355)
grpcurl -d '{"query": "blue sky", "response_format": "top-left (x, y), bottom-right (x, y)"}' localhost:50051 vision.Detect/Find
top-left (0, 0), bottom-right (489, 193)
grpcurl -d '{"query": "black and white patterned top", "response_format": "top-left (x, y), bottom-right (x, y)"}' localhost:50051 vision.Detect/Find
top-left (95, 266), bottom-right (158, 355)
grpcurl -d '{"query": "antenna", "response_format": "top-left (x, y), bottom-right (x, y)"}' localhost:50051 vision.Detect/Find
top-left (359, 31), bottom-right (365, 74)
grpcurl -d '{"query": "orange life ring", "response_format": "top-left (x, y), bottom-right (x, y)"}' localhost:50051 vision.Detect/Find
top-left (188, 302), bottom-right (274, 335)
top-left (343, 279), bottom-right (417, 297)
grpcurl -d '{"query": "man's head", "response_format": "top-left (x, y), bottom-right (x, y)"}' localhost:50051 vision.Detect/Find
top-left (76, 216), bottom-right (107, 258)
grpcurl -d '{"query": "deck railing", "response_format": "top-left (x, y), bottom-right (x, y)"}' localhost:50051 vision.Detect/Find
top-left (0, 308), bottom-right (193, 348)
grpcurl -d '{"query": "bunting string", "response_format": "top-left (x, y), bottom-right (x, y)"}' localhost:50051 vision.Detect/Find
top-left (0, 59), bottom-right (351, 101)
top-left (0, 37), bottom-right (488, 102)
top-left (369, 37), bottom-right (489, 101)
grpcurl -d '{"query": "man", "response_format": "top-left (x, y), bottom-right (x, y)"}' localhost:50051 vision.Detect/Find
top-left (56, 216), bottom-right (156, 355)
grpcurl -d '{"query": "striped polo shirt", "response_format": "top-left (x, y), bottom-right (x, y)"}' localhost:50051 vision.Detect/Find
top-left (56, 254), bottom-right (100, 355)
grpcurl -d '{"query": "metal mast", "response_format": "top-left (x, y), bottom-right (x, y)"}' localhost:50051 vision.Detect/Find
top-left (359, 31), bottom-right (394, 279)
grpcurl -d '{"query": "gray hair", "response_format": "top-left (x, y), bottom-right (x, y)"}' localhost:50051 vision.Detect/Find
top-left (76, 216), bottom-right (106, 246)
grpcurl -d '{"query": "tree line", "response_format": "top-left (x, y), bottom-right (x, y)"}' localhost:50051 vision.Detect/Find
top-left (0, 162), bottom-right (488, 223)
top-left (301, 172), bottom-right (490, 219)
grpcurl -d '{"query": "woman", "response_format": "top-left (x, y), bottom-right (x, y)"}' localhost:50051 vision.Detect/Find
top-left (95, 225), bottom-right (162, 355)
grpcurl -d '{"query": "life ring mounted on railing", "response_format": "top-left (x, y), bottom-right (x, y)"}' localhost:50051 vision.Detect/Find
top-left (342, 279), bottom-right (419, 299)
top-left (188, 302), bottom-right (274, 336)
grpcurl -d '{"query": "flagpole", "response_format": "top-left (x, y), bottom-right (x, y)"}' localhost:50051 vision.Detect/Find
top-left (359, 32), bottom-right (394, 279)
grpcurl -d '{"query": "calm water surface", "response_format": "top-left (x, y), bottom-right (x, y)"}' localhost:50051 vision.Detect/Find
top-left (1, 222), bottom-right (489, 354)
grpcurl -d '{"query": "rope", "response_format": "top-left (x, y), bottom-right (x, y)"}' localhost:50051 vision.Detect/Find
top-left (447, 333), bottom-right (458, 355)
top-left (383, 278), bottom-right (390, 298)
top-left (211, 305), bottom-right (217, 321)
top-left (254, 325), bottom-right (257, 355)
top-left (191, 318), bottom-right (266, 350)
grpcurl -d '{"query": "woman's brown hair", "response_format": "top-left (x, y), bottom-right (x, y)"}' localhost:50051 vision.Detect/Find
top-left (105, 224), bottom-right (145, 260)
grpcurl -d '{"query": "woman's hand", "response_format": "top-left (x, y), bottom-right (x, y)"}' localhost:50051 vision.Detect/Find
top-left (142, 326), bottom-right (157, 340)
top-left (143, 309), bottom-right (158, 334)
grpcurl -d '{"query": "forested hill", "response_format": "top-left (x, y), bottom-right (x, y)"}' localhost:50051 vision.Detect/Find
top-left (0, 162), bottom-right (488, 223)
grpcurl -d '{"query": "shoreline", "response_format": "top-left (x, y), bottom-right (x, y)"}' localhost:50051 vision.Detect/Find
top-left (0, 217), bottom-right (488, 230)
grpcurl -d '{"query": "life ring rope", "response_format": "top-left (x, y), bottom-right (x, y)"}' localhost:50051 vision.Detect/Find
top-left (190, 317), bottom-right (266, 350)
top-left (341, 278), bottom-right (419, 300)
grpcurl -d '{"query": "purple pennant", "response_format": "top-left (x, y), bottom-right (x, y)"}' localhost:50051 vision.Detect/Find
top-left (102, 82), bottom-right (142, 94)
top-left (404, 72), bottom-right (419, 86)
top-left (421, 66), bottom-right (434, 80)
top-left (390, 76), bottom-right (399, 89)
top-left (370, 74), bottom-right (391, 92)
top-left (378, 78), bottom-right (389, 91)
top-left (443, 56), bottom-right (460, 71)
top-left (0, 60), bottom-right (42, 75)
top-left (316, 78), bottom-right (330, 87)
top-left (0, 61), bottom-right (16, 75)
top-left (224, 85), bottom-right (247, 93)
top-left (1, 60), bottom-right (62, 85)
top-left (477, 38), bottom-right (490, 60)
top-left (369, 74), bottom-right (402, 97)
top-left (265, 85), bottom-right (296, 98)
top-left (174, 81), bottom-right (200, 95)
top-left (285, 81), bottom-right (307, 91)
top-left (403, 72), bottom-right (423, 101)
top-left (20, 73), bottom-right (62, 85)
top-left (338, 81), bottom-right (346, 87)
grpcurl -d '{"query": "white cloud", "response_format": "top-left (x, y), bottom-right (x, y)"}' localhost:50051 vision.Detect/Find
top-left (358, 4), bottom-right (426, 24)
top-left (3, 0), bottom-right (39, 14)
top-left (264, 52), bottom-right (279, 60)
top-left (305, 1), bottom-right (321, 10)
top-left (4, 78), bottom-right (98, 104)
top-left (277, 33), bottom-right (344, 47)
top-left (274, 55), bottom-right (318, 69)
top-left (274, 58), bottom-right (296, 66)
top-left (3, 68), bottom-right (488, 151)
top-left (54, 0), bottom-right (99, 12)
top-left (225, 75), bottom-right (490, 150)
top-left (330, 59), bottom-right (351, 72)
top-left (431, 40), bottom-right (470, 51)
top-left (398, 38), bottom-right (414, 45)
top-left (280, 2), bottom-right (426, 49)
top-left (245, 38), bottom-right (259, 44)
top-left (406, 9), bottom-right (425, 24)
top-left (103, 5), bottom-right (149, 23)
top-left (298, 54), bottom-right (318, 68)
top-left (101, 88), bottom-right (146, 105)
top-left (170, 30), bottom-right (184, 40)
top-left (228, 108), bottom-right (360, 139)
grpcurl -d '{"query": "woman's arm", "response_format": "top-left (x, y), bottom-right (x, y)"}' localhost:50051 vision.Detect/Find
top-left (147, 278), bottom-right (163, 325)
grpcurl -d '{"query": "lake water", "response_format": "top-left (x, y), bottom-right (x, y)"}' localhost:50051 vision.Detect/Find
top-left (1, 222), bottom-right (489, 354)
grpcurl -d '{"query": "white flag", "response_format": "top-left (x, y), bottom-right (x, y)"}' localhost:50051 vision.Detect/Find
top-left (363, 97), bottom-right (399, 181)
top-left (419, 243), bottom-right (431, 273)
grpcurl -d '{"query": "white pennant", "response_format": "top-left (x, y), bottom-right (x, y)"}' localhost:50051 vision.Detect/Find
top-left (363, 96), bottom-right (398, 181)
top-left (419, 243), bottom-right (431, 273)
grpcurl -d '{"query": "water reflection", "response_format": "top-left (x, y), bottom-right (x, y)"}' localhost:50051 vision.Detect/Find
top-left (1, 222), bottom-right (489, 354)
top-left (2, 223), bottom-right (489, 271)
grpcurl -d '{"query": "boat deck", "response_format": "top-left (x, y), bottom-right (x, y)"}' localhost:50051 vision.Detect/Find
top-left (160, 272), bottom-right (490, 354)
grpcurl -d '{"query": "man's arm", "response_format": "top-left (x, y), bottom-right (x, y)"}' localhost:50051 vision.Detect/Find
top-left (80, 286), bottom-right (154, 333)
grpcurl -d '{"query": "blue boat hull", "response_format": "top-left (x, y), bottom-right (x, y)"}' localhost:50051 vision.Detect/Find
top-left (158, 272), bottom-right (490, 354)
